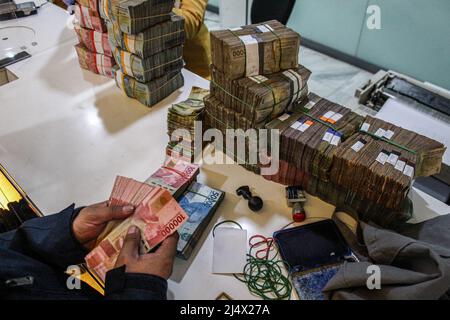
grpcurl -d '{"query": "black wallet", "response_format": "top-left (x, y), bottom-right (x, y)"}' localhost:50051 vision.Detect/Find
top-left (273, 219), bottom-right (357, 300)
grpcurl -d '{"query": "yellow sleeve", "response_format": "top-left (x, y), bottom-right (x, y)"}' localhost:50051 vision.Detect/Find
top-left (173, 0), bottom-right (208, 40)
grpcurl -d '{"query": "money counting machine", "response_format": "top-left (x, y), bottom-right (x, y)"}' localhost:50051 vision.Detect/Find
top-left (356, 70), bottom-right (450, 205)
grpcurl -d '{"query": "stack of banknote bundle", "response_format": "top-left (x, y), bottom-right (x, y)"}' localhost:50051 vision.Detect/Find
top-left (210, 20), bottom-right (300, 80)
top-left (205, 20), bottom-right (309, 173)
top-left (166, 87), bottom-right (210, 163)
top-left (177, 181), bottom-right (225, 259)
top-left (102, 0), bottom-right (185, 107)
top-left (74, 0), bottom-right (115, 77)
top-left (100, 0), bottom-right (175, 34)
top-left (262, 93), bottom-right (446, 226)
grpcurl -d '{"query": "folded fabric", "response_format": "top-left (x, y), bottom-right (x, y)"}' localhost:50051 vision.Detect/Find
top-left (323, 217), bottom-right (450, 300)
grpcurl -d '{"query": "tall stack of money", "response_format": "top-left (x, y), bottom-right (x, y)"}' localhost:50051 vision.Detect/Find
top-left (262, 93), bottom-right (446, 227)
top-left (74, 0), bottom-right (115, 77)
top-left (101, 0), bottom-right (186, 107)
top-left (205, 20), bottom-right (310, 173)
top-left (166, 87), bottom-right (210, 163)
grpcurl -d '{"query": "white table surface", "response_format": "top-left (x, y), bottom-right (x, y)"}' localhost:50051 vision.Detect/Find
top-left (0, 4), bottom-right (447, 300)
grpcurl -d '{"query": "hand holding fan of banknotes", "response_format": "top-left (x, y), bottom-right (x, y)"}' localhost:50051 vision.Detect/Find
top-left (85, 176), bottom-right (189, 282)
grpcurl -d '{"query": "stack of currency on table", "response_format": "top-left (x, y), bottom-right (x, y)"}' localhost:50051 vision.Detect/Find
top-left (75, 44), bottom-right (115, 77)
top-left (102, 0), bottom-right (185, 107)
top-left (261, 93), bottom-right (446, 227)
top-left (166, 87), bottom-right (210, 163)
top-left (205, 20), bottom-right (308, 173)
top-left (74, 0), bottom-right (115, 77)
top-left (145, 156), bottom-right (200, 199)
top-left (177, 181), bottom-right (225, 259)
top-left (85, 175), bottom-right (189, 282)
top-left (101, 0), bottom-right (175, 34)
top-left (112, 66), bottom-right (184, 106)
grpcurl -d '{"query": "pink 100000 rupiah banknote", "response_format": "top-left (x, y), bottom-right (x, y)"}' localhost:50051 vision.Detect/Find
top-left (85, 177), bottom-right (188, 282)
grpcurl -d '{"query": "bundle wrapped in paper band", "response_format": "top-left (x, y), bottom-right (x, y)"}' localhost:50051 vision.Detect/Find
top-left (210, 20), bottom-right (300, 80)
top-left (77, 0), bottom-right (101, 14)
top-left (166, 87), bottom-right (209, 162)
top-left (75, 25), bottom-right (112, 57)
top-left (112, 65), bottom-right (184, 107)
top-left (113, 45), bottom-right (183, 82)
top-left (211, 65), bottom-right (311, 125)
top-left (329, 115), bottom-right (445, 210)
top-left (262, 92), bottom-right (445, 223)
top-left (101, 0), bottom-right (175, 34)
top-left (262, 160), bottom-right (412, 227)
top-left (75, 44), bottom-right (115, 77)
top-left (75, 3), bottom-right (107, 32)
top-left (265, 93), bottom-right (364, 182)
top-left (107, 14), bottom-right (185, 58)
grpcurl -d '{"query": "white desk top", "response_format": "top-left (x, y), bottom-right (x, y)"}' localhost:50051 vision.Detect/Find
top-left (0, 4), bottom-right (447, 300)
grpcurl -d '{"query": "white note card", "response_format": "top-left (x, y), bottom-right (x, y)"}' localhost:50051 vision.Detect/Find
top-left (213, 227), bottom-right (247, 274)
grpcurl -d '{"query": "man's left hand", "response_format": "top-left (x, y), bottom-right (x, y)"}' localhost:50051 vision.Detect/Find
top-left (73, 201), bottom-right (135, 250)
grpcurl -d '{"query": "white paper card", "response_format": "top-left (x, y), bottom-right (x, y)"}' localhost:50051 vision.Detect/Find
top-left (351, 140), bottom-right (365, 152)
top-left (360, 123), bottom-right (370, 132)
top-left (278, 113), bottom-right (290, 121)
top-left (213, 228), bottom-right (247, 274)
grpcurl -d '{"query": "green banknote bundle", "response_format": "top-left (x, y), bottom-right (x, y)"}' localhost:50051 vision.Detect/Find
top-left (102, 0), bottom-right (175, 34)
top-left (210, 20), bottom-right (300, 80)
top-left (112, 45), bottom-right (183, 82)
top-left (167, 87), bottom-right (209, 162)
top-left (112, 65), bottom-right (184, 107)
top-left (107, 14), bottom-right (185, 58)
top-left (210, 65), bottom-right (311, 125)
top-left (177, 181), bottom-right (225, 259)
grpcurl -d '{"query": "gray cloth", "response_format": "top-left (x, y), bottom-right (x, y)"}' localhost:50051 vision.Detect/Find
top-left (323, 215), bottom-right (450, 300)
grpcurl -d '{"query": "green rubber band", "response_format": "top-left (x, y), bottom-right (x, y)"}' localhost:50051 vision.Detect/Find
top-left (358, 124), bottom-right (417, 155)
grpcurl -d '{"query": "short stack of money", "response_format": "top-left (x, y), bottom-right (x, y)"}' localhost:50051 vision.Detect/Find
top-left (74, 0), bottom-right (115, 77)
top-left (262, 92), bottom-right (446, 227)
top-left (166, 87), bottom-right (210, 163)
top-left (204, 20), bottom-right (311, 173)
top-left (100, 0), bottom-right (186, 107)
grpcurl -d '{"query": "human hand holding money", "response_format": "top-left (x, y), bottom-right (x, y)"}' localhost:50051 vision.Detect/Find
top-left (73, 201), bottom-right (135, 250)
top-left (115, 226), bottom-right (179, 279)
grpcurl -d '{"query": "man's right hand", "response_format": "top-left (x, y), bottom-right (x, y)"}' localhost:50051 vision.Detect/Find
top-left (114, 226), bottom-right (179, 280)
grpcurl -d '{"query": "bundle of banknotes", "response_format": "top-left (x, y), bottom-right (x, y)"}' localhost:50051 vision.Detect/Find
top-left (73, 0), bottom-right (114, 77)
top-left (204, 20), bottom-right (304, 173)
top-left (177, 181), bottom-right (225, 259)
top-left (102, 1), bottom-right (185, 107)
top-left (144, 156), bottom-right (200, 199)
top-left (261, 92), bottom-right (445, 225)
top-left (210, 65), bottom-right (311, 126)
top-left (112, 66), bottom-right (184, 106)
top-left (74, 3), bottom-right (107, 33)
top-left (101, 0), bottom-right (175, 34)
top-left (75, 25), bottom-right (112, 57)
top-left (210, 20), bottom-right (300, 80)
top-left (167, 87), bottom-right (210, 163)
top-left (75, 44), bottom-right (115, 77)
top-left (107, 13), bottom-right (185, 58)
top-left (112, 45), bottom-right (183, 82)
top-left (85, 176), bottom-right (188, 282)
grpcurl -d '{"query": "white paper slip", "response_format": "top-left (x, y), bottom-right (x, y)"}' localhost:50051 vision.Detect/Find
top-left (213, 227), bottom-right (247, 274)
top-left (278, 113), bottom-right (290, 121)
top-left (374, 128), bottom-right (386, 138)
top-left (360, 122), bottom-right (370, 132)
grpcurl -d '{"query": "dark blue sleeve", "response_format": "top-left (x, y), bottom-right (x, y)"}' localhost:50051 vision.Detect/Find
top-left (104, 266), bottom-right (168, 300)
top-left (0, 204), bottom-right (88, 270)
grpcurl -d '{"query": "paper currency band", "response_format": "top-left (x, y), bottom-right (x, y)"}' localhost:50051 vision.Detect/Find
top-left (114, 48), bottom-right (183, 75)
top-left (229, 25), bottom-right (283, 77)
